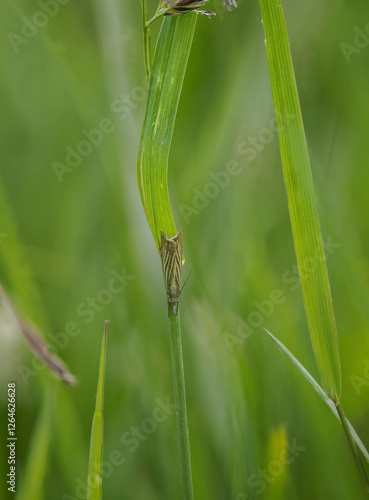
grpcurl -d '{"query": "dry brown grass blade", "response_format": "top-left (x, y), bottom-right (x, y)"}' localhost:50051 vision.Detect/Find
top-left (0, 285), bottom-right (75, 386)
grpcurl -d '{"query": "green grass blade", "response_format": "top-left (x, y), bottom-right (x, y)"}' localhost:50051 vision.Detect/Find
top-left (263, 328), bottom-right (369, 464)
top-left (137, 14), bottom-right (197, 247)
top-left (87, 320), bottom-right (110, 500)
top-left (137, 13), bottom-right (198, 499)
top-left (16, 387), bottom-right (53, 500)
top-left (258, 0), bottom-right (341, 397)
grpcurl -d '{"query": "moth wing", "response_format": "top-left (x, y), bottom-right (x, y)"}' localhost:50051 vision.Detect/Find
top-left (160, 231), bottom-right (168, 260)
top-left (176, 229), bottom-right (183, 260)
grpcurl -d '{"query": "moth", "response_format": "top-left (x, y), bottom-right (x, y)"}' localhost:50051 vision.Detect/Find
top-left (160, 229), bottom-right (183, 316)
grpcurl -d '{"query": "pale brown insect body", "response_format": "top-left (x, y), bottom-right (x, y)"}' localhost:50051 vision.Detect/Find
top-left (160, 229), bottom-right (183, 315)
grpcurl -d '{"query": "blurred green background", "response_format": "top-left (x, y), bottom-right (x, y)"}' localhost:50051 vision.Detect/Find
top-left (1, 0), bottom-right (369, 498)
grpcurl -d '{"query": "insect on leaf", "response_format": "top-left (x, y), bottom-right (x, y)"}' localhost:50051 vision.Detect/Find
top-left (161, 229), bottom-right (183, 315)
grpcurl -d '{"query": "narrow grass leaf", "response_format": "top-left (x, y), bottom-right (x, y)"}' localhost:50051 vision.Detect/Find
top-left (264, 328), bottom-right (369, 464)
top-left (258, 0), bottom-right (341, 397)
top-left (17, 386), bottom-right (53, 500)
top-left (137, 14), bottom-right (197, 248)
top-left (87, 320), bottom-right (109, 500)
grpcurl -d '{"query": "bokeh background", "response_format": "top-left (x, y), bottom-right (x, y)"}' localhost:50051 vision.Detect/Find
top-left (1, 0), bottom-right (369, 498)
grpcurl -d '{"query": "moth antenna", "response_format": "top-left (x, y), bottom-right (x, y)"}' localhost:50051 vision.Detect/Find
top-left (179, 270), bottom-right (192, 298)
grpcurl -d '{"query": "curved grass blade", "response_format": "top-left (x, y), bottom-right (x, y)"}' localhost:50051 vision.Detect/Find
top-left (17, 386), bottom-right (54, 500)
top-left (87, 320), bottom-right (110, 500)
top-left (263, 328), bottom-right (369, 464)
top-left (258, 0), bottom-right (341, 397)
top-left (137, 14), bottom-right (197, 248)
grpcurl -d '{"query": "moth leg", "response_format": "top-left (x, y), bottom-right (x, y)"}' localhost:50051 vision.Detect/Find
top-left (168, 299), bottom-right (178, 316)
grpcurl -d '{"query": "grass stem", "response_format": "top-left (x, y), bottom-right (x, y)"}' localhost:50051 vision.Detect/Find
top-left (335, 397), bottom-right (369, 494)
top-left (146, 5), bottom-right (174, 28)
top-left (140, 0), bottom-right (151, 82)
top-left (168, 307), bottom-right (194, 500)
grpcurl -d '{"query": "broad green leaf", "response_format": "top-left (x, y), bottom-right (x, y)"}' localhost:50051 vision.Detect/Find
top-left (264, 328), bottom-right (369, 464)
top-left (87, 321), bottom-right (109, 500)
top-left (258, 0), bottom-right (341, 397)
top-left (17, 386), bottom-right (53, 500)
top-left (137, 14), bottom-right (197, 248)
